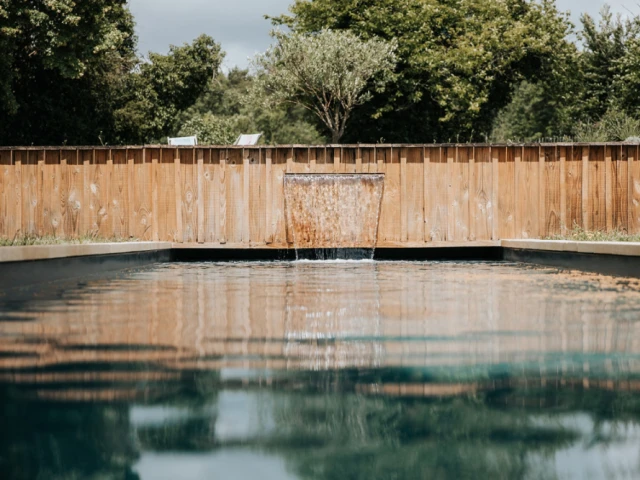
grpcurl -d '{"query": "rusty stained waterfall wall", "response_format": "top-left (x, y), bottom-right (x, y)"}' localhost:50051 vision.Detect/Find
top-left (1, 144), bottom-right (640, 246)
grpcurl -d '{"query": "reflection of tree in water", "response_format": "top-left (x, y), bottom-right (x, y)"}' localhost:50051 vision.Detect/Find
top-left (0, 369), bottom-right (221, 480)
top-left (0, 386), bottom-right (139, 480)
top-left (265, 371), bottom-right (640, 480)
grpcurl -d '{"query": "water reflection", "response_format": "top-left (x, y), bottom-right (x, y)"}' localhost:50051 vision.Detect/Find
top-left (1, 262), bottom-right (640, 479)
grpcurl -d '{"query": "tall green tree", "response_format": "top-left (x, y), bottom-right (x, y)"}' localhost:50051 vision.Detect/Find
top-left (0, 0), bottom-right (137, 145)
top-left (577, 6), bottom-right (640, 122)
top-left (176, 68), bottom-right (326, 145)
top-left (114, 34), bottom-right (224, 144)
top-left (272, 0), bottom-right (575, 143)
top-left (252, 29), bottom-right (397, 142)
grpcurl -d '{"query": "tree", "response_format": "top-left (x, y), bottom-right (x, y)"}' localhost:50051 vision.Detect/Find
top-left (176, 68), bottom-right (326, 145)
top-left (252, 29), bottom-right (396, 143)
top-left (272, 0), bottom-right (575, 143)
top-left (114, 35), bottom-right (224, 144)
top-left (0, 0), bottom-right (136, 145)
top-left (577, 7), bottom-right (640, 122)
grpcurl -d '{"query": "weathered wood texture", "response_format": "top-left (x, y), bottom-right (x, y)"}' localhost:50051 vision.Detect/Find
top-left (1, 144), bottom-right (638, 244)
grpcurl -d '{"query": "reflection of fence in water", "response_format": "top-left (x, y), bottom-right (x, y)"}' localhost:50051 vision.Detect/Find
top-left (0, 264), bottom-right (640, 401)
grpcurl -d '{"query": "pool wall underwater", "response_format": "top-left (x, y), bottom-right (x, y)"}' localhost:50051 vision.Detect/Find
top-left (1, 240), bottom-right (640, 290)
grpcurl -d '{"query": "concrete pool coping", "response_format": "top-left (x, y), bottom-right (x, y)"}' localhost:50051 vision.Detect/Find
top-left (1, 240), bottom-right (639, 289)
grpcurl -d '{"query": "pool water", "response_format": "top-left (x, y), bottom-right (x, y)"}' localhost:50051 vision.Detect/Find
top-left (1, 261), bottom-right (640, 479)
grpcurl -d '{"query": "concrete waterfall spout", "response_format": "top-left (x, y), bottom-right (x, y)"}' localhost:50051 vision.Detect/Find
top-left (284, 174), bottom-right (385, 260)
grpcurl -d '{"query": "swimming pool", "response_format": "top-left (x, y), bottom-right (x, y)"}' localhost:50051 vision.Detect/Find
top-left (1, 261), bottom-right (640, 479)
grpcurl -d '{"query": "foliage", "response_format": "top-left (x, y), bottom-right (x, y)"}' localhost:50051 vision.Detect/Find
top-left (546, 224), bottom-right (640, 242)
top-left (577, 7), bottom-right (640, 121)
top-left (491, 81), bottom-right (574, 142)
top-left (177, 68), bottom-right (326, 145)
top-left (0, 0), bottom-right (137, 145)
top-left (272, 0), bottom-right (575, 143)
top-left (252, 29), bottom-right (397, 142)
top-left (178, 112), bottom-right (240, 145)
top-left (114, 35), bottom-right (224, 144)
top-left (573, 108), bottom-right (640, 142)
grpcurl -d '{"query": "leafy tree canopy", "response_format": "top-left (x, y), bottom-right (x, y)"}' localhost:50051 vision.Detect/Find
top-left (272, 0), bottom-right (575, 143)
top-left (251, 29), bottom-right (397, 142)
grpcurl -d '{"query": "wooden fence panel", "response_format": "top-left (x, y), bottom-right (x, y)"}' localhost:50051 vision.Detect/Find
top-left (1, 144), bottom-right (640, 244)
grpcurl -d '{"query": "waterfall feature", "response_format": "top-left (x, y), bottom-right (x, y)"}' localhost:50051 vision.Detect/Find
top-left (284, 174), bottom-right (385, 260)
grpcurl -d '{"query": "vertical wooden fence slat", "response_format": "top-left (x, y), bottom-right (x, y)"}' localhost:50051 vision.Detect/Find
top-left (582, 146), bottom-right (590, 230)
top-left (406, 147), bottom-right (424, 242)
top-left (628, 145), bottom-right (640, 234)
top-left (127, 148), bottom-right (135, 238)
top-left (225, 148), bottom-right (243, 244)
top-left (588, 145), bottom-right (606, 231)
top-left (151, 148), bottom-right (159, 241)
top-left (450, 146), bottom-right (470, 241)
top-left (248, 147), bottom-right (264, 244)
top-left (243, 148), bottom-right (251, 243)
top-left (400, 147), bottom-right (408, 242)
top-left (180, 149), bottom-right (196, 243)
top-left (36, 150), bottom-right (45, 236)
top-left (516, 147), bottom-right (539, 238)
top-left (498, 147), bottom-right (515, 239)
top-left (197, 148), bottom-right (205, 243)
top-left (543, 146), bottom-right (561, 238)
top-left (219, 149), bottom-right (227, 244)
top-left (567, 146), bottom-right (583, 231)
top-left (425, 147), bottom-right (448, 241)
top-left (60, 149), bottom-right (73, 237)
top-left (202, 148), bottom-right (216, 243)
top-left (271, 148), bottom-right (287, 245)
top-left (174, 148), bottom-right (183, 242)
top-left (133, 148), bottom-right (152, 240)
top-left (610, 145), bottom-right (628, 231)
top-left (24, 150), bottom-right (37, 235)
top-left (605, 146), bottom-right (613, 232)
top-left (491, 146), bottom-right (499, 240)
top-left (12, 150), bottom-right (22, 236)
top-left (471, 146), bottom-right (492, 241)
top-left (265, 148), bottom-right (272, 244)
top-left (378, 147), bottom-right (401, 243)
top-left (0, 150), bottom-right (12, 237)
top-left (559, 146), bottom-right (567, 234)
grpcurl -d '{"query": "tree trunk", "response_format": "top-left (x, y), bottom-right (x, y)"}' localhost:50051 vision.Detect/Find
top-left (331, 130), bottom-right (341, 143)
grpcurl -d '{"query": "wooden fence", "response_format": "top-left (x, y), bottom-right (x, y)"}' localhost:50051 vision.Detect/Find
top-left (1, 144), bottom-right (639, 246)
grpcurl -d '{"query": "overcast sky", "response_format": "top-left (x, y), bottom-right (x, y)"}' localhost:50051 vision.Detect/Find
top-left (128, 0), bottom-right (640, 70)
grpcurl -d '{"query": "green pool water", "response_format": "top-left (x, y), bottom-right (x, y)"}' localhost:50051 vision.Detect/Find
top-left (1, 261), bottom-right (640, 479)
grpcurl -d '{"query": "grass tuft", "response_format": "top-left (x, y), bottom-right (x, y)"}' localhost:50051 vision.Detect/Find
top-left (546, 225), bottom-right (640, 242)
top-left (0, 233), bottom-right (137, 247)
